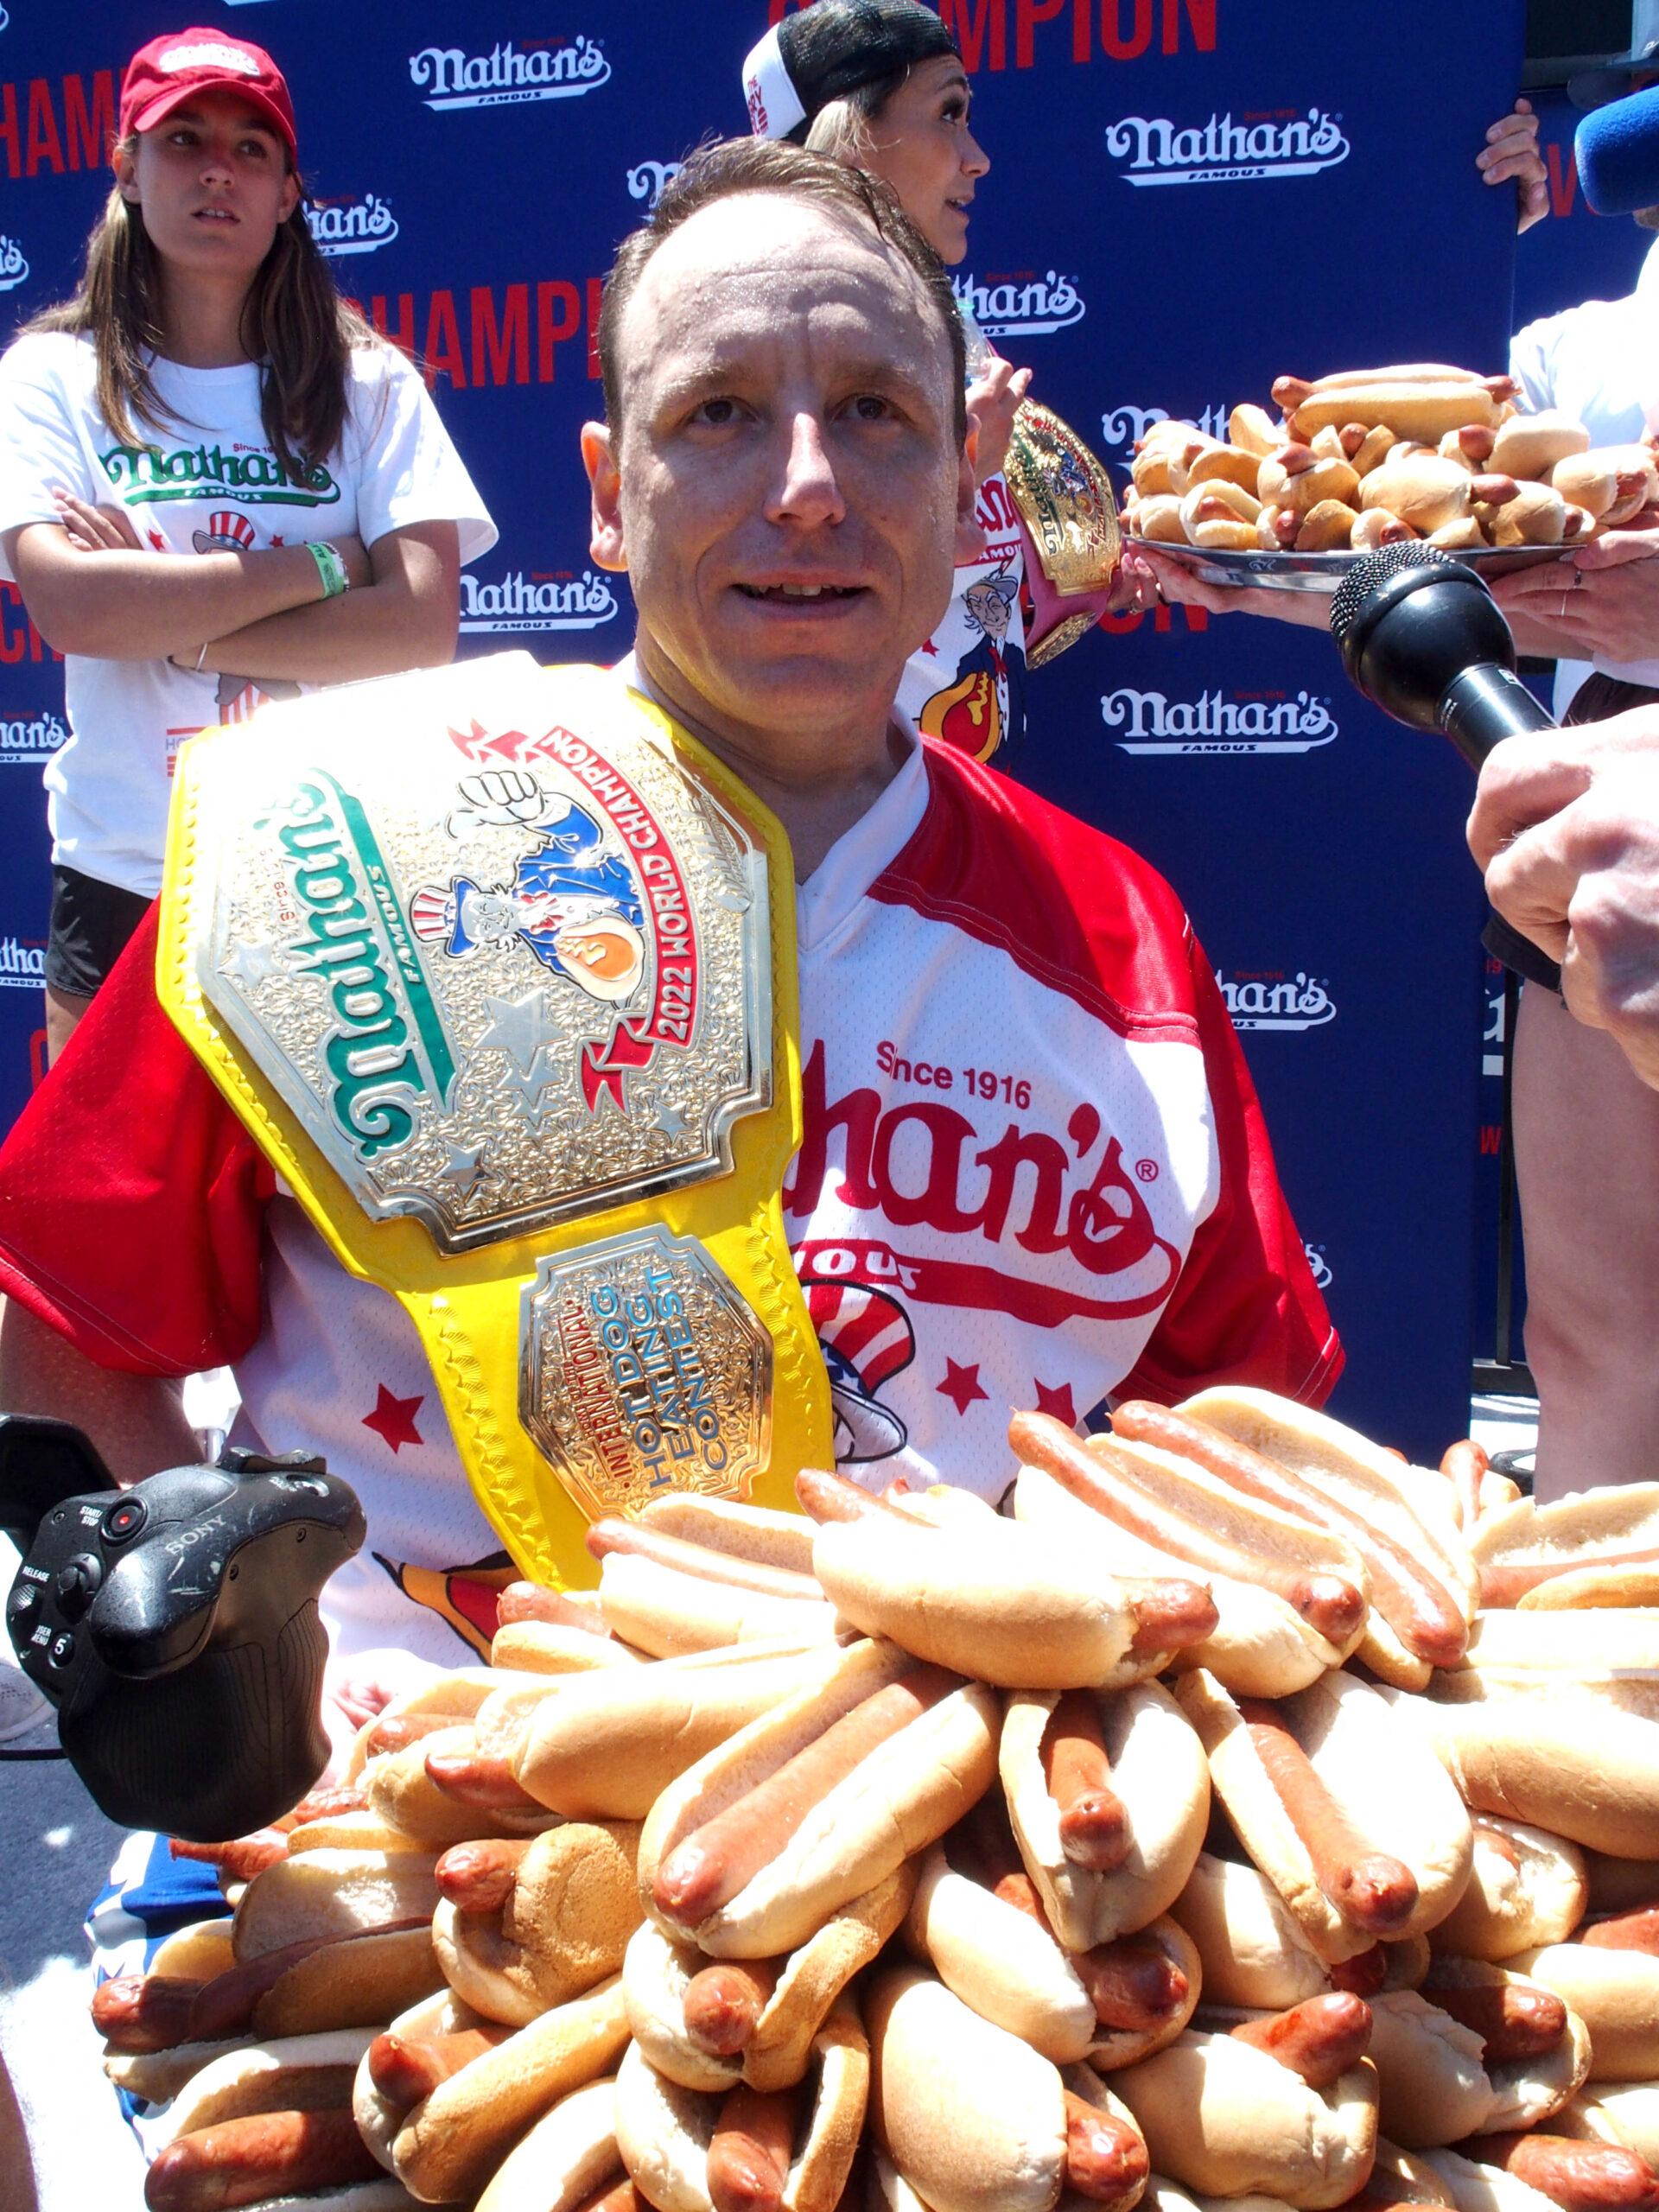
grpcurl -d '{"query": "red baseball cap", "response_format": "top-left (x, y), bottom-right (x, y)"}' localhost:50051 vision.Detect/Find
top-left (119, 29), bottom-right (297, 164)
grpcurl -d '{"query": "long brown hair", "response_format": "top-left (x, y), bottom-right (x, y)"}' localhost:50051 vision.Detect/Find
top-left (28, 140), bottom-right (378, 480)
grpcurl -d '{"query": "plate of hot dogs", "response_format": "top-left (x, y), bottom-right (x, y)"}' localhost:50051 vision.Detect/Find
top-left (1122, 365), bottom-right (1659, 594)
top-left (87, 1390), bottom-right (1659, 2212)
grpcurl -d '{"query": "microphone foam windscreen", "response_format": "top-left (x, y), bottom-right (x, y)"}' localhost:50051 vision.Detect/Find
top-left (1576, 84), bottom-right (1659, 214)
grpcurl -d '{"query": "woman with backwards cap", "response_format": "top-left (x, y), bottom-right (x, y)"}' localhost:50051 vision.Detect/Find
top-left (740, 0), bottom-right (1132, 765)
top-left (0, 25), bottom-right (496, 1063)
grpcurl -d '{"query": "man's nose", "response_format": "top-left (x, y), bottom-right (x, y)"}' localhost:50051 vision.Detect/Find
top-left (769, 411), bottom-right (847, 529)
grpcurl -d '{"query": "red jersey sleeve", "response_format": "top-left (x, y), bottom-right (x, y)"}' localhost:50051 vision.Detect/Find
top-left (0, 906), bottom-right (274, 1374)
top-left (1117, 931), bottom-right (1342, 1408)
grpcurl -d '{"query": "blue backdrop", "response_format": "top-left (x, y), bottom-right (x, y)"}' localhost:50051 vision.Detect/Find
top-left (0, 0), bottom-right (1559, 1459)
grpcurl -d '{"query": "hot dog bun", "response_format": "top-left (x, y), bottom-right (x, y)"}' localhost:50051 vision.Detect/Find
top-left (357, 1974), bottom-right (631, 2204)
top-left (432, 1820), bottom-right (643, 2025)
top-left (597, 1555), bottom-right (841, 1659)
top-left (639, 1495), bottom-right (819, 1579)
top-left (614, 1995), bottom-right (868, 2212)
top-left (232, 1853), bottom-right (442, 1966)
top-left (1355, 1974), bottom-right (1588, 2147)
top-left (625, 1862), bottom-right (915, 2094)
top-left (809, 1503), bottom-right (1212, 1692)
top-left (513, 1642), bottom-right (848, 1821)
top-left (153, 2027), bottom-right (379, 2147)
top-left (1505, 1943), bottom-right (1659, 2082)
top-left (1111, 2026), bottom-right (1376, 2208)
top-left (639, 1639), bottom-right (999, 1958)
top-left (1429, 1821), bottom-right (1589, 1963)
top-left (868, 1962), bottom-right (1148, 2212)
top-left (488, 1621), bottom-right (646, 1676)
top-left (1471, 1488), bottom-right (1659, 1610)
top-left (473, 2074), bottom-right (622, 2212)
top-left (1011, 1454), bottom-right (1366, 1698)
top-left (1000, 1683), bottom-right (1211, 1950)
top-left (1179, 1670), bottom-right (1473, 1962)
top-left (364, 1726), bottom-right (561, 1849)
top-left (1554, 2084), bottom-right (1659, 2166)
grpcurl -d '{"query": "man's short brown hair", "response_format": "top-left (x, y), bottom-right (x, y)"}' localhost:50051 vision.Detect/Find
top-left (597, 137), bottom-right (968, 450)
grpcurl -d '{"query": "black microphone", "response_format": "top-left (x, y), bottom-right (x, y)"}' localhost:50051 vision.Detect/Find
top-left (1328, 541), bottom-right (1557, 766)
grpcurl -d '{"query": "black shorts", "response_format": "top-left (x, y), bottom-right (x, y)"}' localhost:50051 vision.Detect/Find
top-left (45, 864), bottom-right (153, 998)
top-left (1480, 671), bottom-right (1659, 995)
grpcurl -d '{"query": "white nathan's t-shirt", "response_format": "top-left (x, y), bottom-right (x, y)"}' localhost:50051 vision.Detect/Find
top-left (1510, 233), bottom-right (1659, 710)
top-left (0, 332), bottom-right (498, 895)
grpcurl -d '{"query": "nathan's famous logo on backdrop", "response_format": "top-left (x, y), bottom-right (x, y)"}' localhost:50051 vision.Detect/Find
top-left (0, 707), bottom-right (65, 764)
top-left (1106, 109), bottom-right (1351, 188)
top-left (410, 36), bottom-right (610, 111)
top-left (1102, 686), bottom-right (1337, 755)
top-left (307, 191), bottom-right (398, 259)
top-left (0, 235), bottom-right (28, 291)
top-left (0, 936), bottom-right (44, 989)
top-left (1303, 1241), bottom-right (1333, 1292)
top-left (99, 442), bottom-right (338, 509)
top-left (953, 270), bottom-right (1084, 340)
top-left (1215, 969), bottom-right (1338, 1033)
top-left (626, 161), bottom-right (680, 213)
top-left (1099, 403), bottom-right (1229, 451)
top-left (460, 569), bottom-right (619, 636)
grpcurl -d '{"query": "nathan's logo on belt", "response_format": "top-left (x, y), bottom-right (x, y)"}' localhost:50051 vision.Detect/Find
top-left (100, 442), bottom-right (340, 510)
top-left (410, 35), bottom-right (611, 110)
top-left (953, 270), bottom-right (1084, 339)
top-left (1215, 969), bottom-right (1338, 1033)
top-left (0, 709), bottom-right (66, 763)
top-left (307, 192), bottom-right (398, 258)
top-left (1105, 110), bottom-right (1350, 186)
top-left (0, 235), bottom-right (28, 292)
top-left (459, 569), bottom-right (620, 635)
top-left (1099, 403), bottom-right (1228, 451)
top-left (1103, 687), bottom-right (1338, 755)
top-left (270, 776), bottom-right (457, 1160)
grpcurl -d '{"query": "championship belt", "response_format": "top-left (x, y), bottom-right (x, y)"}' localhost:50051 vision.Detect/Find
top-left (1004, 399), bottom-right (1122, 669)
top-left (156, 652), bottom-right (833, 1589)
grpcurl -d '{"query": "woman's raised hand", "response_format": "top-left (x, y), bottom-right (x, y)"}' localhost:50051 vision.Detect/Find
top-left (966, 359), bottom-right (1033, 486)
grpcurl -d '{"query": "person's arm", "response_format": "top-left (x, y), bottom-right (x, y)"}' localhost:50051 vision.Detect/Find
top-left (2, 506), bottom-right (372, 664)
top-left (0, 1296), bottom-right (196, 1484)
top-left (1131, 544), bottom-right (1334, 628)
top-left (183, 518), bottom-right (461, 685)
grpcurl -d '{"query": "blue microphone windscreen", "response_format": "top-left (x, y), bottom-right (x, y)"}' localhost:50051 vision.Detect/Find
top-left (1576, 84), bottom-right (1659, 214)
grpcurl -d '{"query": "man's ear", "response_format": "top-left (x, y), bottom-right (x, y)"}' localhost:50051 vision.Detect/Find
top-left (953, 439), bottom-right (986, 569)
top-left (582, 421), bottom-right (627, 574)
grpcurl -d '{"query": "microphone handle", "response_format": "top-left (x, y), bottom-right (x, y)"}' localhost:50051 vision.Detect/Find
top-left (1438, 664), bottom-right (1556, 769)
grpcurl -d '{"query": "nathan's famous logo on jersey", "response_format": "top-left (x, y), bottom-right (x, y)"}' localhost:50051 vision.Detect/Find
top-left (1303, 1241), bottom-right (1333, 1292)
top-left (0, 936), bottom-right (44, 989)
top-left (0, 708), bottom-right (66, 764)
top-left (307, 191), bottom-right (398, 258)
top-left (1102, 686), bottom-right (1337, 755)
top-left (1105, 109), bottom-right (1350, 187)
top-left (460, 569), bottom-right (620, 636)
top-left (99, 441), bottom-right (340, 510)
top-left (626, 161), bottom-right (680, 213)
top-left (1215, 969), bottom-right (1338, 1033)
top-left (0, 235), bottom-right (29, 292)
top-left (785, 1042), bottom-right (1182, 1328)
top-left (1099, 402), bottom-right (1229, 452)
top-left (410, 35), bottom-right (610, 111)
top-left (953, 270), bottom-right (1084, 339)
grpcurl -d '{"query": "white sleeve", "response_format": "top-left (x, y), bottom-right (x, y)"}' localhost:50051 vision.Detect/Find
top-left (0, 335), bottom-right (99, 581)
top-left (1507, 311), bottom-right (1562, 415)
top-left (344, 346), bottom-right (498, 566)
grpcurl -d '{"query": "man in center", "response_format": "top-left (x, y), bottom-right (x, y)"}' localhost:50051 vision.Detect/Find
top-left (0, 142), bottom-right (1336, 1671)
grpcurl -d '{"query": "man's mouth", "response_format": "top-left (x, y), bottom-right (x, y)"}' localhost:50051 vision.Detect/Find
top-left (735, 582), bottom-right (864, 602)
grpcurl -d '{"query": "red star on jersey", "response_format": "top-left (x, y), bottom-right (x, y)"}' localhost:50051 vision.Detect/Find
top-left (270, 534), bottom-right (284, 545)
top-left (1032, 1379), bottom-right (1077, 1427)
top-left (919, 638), bottom-right (939, 656)
top-left (936, 1358), bottom-right (988, 1417)
top-left (363, 1384), bottom-right (424, 1454)
top-left (148, 530), bottom-right (166, 550)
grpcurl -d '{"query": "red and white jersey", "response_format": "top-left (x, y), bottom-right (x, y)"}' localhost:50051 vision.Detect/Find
top-left (0, 714), bottom-right (1336, 1665)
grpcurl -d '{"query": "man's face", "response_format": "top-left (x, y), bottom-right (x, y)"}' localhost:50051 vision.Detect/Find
top-left (967, 582), bottom-right (1010, 641)
top-left (585, 191), bottom-right (977, 745)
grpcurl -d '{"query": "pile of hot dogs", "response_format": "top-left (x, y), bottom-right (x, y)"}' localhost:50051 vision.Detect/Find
top-left (1120, 364), bottom-right (1659, 556)
top-left (88, 1386), bottom-right (1659, 2212)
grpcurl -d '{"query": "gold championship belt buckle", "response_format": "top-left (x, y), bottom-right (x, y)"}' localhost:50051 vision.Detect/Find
top-left (1004, 398), bottom-right (1122, 669)
top-left (156, 652), bottom-right (832, 1587)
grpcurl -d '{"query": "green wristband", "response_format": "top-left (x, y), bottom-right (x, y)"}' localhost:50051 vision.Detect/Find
top-left (308, 540), bottom-right (349, 600)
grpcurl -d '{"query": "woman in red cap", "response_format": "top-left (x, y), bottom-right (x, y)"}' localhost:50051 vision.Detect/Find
top-left (0, 27), bottom-right (495, 1060)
